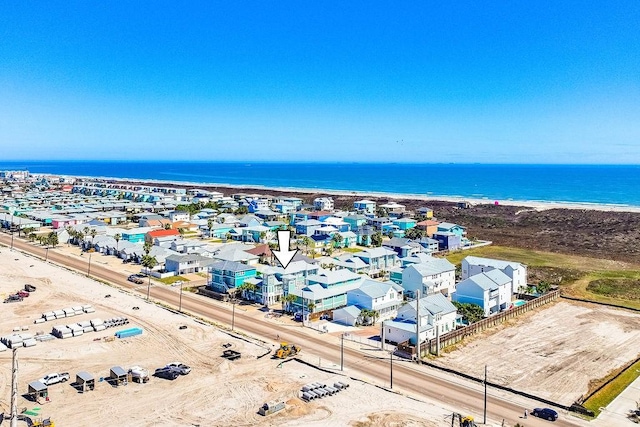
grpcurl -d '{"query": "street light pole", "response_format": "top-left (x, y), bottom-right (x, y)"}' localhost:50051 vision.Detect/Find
top-left (146, 273), bottom-right (151, 301)
top-left (178, 281), bottom-right (183, 313)
top-left (45, 247), bottom-right (49, 262)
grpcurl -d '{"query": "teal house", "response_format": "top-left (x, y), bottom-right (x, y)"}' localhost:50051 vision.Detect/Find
top-left (393, 218), bottom-right (417, 230)
top-left (208, 261), bottom-right (257, 293)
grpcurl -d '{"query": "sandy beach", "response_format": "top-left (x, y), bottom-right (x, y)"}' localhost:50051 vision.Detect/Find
top-left (61, 173), bottom-right (640, 213)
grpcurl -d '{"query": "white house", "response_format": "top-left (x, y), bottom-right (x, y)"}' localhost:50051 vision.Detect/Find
top-left (452, 270), bottom-right (513, 317)
top-left (346, 279), bottom-right (403, 321)
top-left (462, 256), bottom-right (527, 295)
top-left (332, 306), bottom-right (361, 326)
top-left (353, 199), bottom-right (376, 215)
top-left (168, 210), bottom-right (190, 222)
top-left (384, 293), bottom-right (457, 345)
top-left (314, 197), bottom-right (334, 211)
top-left (401, 258), bottom-right (456, 298)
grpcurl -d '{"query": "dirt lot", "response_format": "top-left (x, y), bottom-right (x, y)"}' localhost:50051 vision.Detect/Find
top-left (0, 250), bottom-right (456, 426)
top-left (433, 300), bottom-right (640, 406)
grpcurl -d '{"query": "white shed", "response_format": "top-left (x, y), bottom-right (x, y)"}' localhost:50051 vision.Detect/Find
top-left (332, 306), bottom-right (361, 326)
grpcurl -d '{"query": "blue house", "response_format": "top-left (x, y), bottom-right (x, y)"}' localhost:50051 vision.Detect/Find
top-left (353, 199), bottom-right (376, 214)
top-left (274, 202), bottom-right (297, 214)
top-left (208, 261), bottom-right (257, 294)
top-left (344, 214), bottom-right (368, 231)
top-left (393, 218), bottom-right (417, 231)
top-left (433, 232), bottom-right (462, 251)
top-left (295, 219), bottom-right (323, 236)
top-left (437, 222), bottom-right (467, 237)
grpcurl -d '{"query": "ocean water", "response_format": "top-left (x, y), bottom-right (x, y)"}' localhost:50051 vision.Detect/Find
top-left (1, 161), bottom-right (640, 207)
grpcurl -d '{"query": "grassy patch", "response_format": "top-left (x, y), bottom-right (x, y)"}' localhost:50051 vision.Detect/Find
top-left (444, 245), bottom-right (640, 310)
top-left (587, 278), bottom-right (640, 300)
top-left (583, 358), bottom-right (640, 417)
top-left (157, 276), bottom-right (190, 285)
top-left (341, 247), bottom-right (363, 253)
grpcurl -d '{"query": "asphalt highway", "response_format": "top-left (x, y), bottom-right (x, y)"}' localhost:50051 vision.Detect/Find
top-left (0, 233), bottom-right (585, 426)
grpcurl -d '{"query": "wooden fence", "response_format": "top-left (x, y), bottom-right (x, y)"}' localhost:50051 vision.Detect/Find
top-left (399, 289), bottom-right (561, 358)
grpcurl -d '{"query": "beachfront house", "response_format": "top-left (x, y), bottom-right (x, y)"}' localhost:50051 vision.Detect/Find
top-left (452, 270), bottom-right (513, 317)
top-left (401, 257), bottom-right (456, 298)
top-left (417, 207), bottom-right (434, 218)
top-left (384, 293), bottom-right (457, 345)
top-left (461, 256), bottom-right (528, 295)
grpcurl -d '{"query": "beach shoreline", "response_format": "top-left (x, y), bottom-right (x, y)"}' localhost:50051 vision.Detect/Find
top-left (61, 173), bottom-right (640, 213)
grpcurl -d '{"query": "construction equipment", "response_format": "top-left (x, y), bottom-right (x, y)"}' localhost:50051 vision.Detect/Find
top-left (32, 418), bottom-right (56, 427)
top-left (274, 342), bottom-right (301, 359)
top-left (450, 413), bottom-right (476, 427)
top-left (258, 401), bottom-right (285, 416)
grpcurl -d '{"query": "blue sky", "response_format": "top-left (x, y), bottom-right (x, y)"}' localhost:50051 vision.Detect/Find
top-left (1, 2), bottom-right (639, 163)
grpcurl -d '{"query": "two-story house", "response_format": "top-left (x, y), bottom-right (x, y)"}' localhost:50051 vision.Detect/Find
top-left (352, 247), bottom-right (398, 276)
top-left (313, 197), bottom-right (334, 211)
top-left (353, 199), bottom-right (376, 215)
top-left (165, 253), bottom-right (215, 275)
top-left (345, 279), bottom-right (403, 321)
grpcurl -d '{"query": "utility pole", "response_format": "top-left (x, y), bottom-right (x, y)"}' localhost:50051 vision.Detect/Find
top-left (10, 347), bottom-right (18, 427)
top-left (390, 350), bottom-right (393, 389)
top-left (178, 281), bottom-right (183, 312)
top-left (45, 247), bottom-right (49, 262)
top-left (231, 298), bottom-right (236, 331)
top-left (87, 251), bottom-right (93, 277)
top-left (484, 364), bottom-right (488, 425)
top-left (340, 333), bottom-right (344, 371)
top-left (415, 289), bottom-right (420, 362)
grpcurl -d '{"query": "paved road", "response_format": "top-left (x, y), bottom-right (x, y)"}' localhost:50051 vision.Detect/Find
top-left (1, 233), bottom-right (586, 426)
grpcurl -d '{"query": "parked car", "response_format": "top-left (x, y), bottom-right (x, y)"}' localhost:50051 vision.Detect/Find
top-left (532, 408), bottom-right (558, 421)
top-left (293, 312), bottom-right (303, 322)
top-left (4, 295), bottom-right (23, 303)
top-left (24, 284), bottom-right (37, 292)
top-left (127, 275), bottom-right (144, 284)
top-left (164, 362), bottom-right (191, 375)
top-left (38, 372), bottom-right (70, 386)
top-left (16, 290), bottom-right (30, 298)
top-left (154, 367), bottom-right (180, 380)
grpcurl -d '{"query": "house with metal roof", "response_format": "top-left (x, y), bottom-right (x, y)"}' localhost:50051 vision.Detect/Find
top-left (385, 293), bottom-right (457, 345)
top-left (401, 257), bottom-right (456, 298)
top-left (462, 256), bottom-right (527, 295)
top-left (166, 253), bottom-right (216, 275)
top-left (208, 260), bottom-right (257, 293)
top-left (351, 247), bottom-right (398, 276)
top-left (452, 270), bottom-right (513, 316)
top-left (346, 279), bottom-right (403, 321)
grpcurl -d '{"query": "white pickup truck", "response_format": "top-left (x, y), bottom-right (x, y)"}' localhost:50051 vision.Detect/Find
top-left (38, 372), bottom-right (70, 386)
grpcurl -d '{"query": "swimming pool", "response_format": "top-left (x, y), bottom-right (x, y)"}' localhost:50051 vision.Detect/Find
top-left (513, 300), bottom-right (526, 307)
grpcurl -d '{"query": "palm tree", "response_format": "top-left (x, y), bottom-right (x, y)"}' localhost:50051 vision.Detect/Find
top-left (282, 293), bottom-right (297, 314)
top-left (90, 228), bottom-right (97, 244)
top-left (28, 232), bottom-right (36, 242)
top-left (331, 233), bottom-right (343, 248)
top-left (238, 281), bottom-right (258, 302)
top-left (207, 219), bottom-right (214, 237)
top-left (47, 232), bottom-right (59, 248)
top-left (307, 301), bottom-right (316, 314)
top-left (114, 233), bottom-right (121, 253)
top-left (300, 236), bottom-right (312, 255)
top-left (141, 254), bottom-right (158, 301)
top-left (65, 226), bottom-right (74, 246)
top-left (259, 231), bottom-right (267, 243)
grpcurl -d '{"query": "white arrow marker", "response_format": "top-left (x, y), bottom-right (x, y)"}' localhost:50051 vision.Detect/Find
top-left (272, 230), bottom-right (298, 269)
